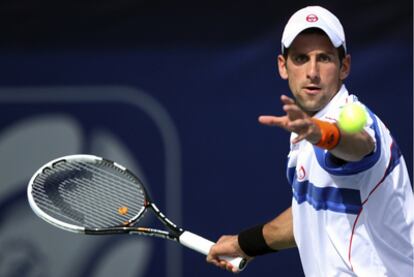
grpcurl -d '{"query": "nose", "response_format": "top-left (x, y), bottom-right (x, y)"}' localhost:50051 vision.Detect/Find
top-left (306, 58), bottom-right (320, 82)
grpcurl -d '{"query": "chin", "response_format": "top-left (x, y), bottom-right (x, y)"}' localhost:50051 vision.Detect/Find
top-left (297, 101), bottom-right (323, 114)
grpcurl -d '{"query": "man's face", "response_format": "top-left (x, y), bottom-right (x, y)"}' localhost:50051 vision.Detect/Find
top-left (278, 32), bottom-right (350, 115)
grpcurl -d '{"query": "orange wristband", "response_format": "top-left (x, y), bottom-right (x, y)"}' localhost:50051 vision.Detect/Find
top-left (311, 118), bottom-right (341, 150)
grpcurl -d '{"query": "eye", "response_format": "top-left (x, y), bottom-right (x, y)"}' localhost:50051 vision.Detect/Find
top-left (318, 54), bottom-right (332, 63)
top-left (292, 54), bottom-right (309, 64)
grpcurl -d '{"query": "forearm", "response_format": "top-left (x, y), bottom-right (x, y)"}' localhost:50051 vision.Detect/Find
top-left (207, 207), bottom-right (296, 272)
top-left (328, 130), bottom-right (375, 161)
top-left (263, 206), bottom-right (296, 250)
top-left (237, 206), bottom-right (296, 256)
top-left (308, 119), bottom-right (374, 162)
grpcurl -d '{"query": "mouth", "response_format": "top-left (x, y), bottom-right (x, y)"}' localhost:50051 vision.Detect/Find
top-left (303, 86), bottom-right (321, 95)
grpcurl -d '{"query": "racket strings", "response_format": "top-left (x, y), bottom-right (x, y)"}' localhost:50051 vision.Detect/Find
top-left (69, 161), bottom-right (146, 223)
top-left (64, 161), bottom-right (144, 204)
top-left (31, 159), bottom-right (146, 229)
top-left (60, 163), bottom-right (144, 223)
top-left (32, 181), bottom-right (119, 228)
top-left (33, 174), bottom-right (126, 228)
top-left (33, 161), bottom-right (143, 227)
top-left (33, 174), bottom-right (136, 226)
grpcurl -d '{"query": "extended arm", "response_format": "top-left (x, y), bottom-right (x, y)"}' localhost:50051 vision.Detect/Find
top-left (259, 95), bottom-right (374, 162)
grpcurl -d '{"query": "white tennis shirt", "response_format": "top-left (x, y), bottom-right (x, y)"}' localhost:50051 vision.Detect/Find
top-left (287, 85), bottom-right (414, 276)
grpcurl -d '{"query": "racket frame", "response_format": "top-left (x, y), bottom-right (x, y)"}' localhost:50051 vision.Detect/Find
top-left (27, 155), bottom-right (183, 238)
top-left (27, 154), bottom-right (247, 271)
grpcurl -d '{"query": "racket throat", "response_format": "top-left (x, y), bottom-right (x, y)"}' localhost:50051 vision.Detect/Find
top-left (130, 227), bottom-right (180, 241)
top-left (148, 203), bottom-right (184, 237)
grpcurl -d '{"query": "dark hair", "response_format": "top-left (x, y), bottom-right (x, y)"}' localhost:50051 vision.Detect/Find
top-left (282, 28), bottom-right (346, 63)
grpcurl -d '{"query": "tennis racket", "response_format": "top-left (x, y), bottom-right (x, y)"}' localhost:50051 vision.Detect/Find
top-left (27, 154), bottom-right (247, 271)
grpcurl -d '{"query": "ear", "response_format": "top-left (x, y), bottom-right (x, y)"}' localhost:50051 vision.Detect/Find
top-left (278, 54), bottom-right (289, 80)
top-left (339, 54), bottom-right (351, 80)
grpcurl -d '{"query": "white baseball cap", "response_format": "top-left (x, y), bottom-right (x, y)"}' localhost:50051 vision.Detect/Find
top-left (281, 6), bottom-right (347, 54)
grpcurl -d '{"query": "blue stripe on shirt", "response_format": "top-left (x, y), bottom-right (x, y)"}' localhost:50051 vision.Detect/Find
top-left (292, 178), bottom-right (362, 214)
top-left (287, 166), bottom-right (295, 185)
top-left (288, 142), bottom-right (402, 215)
top-left (384, 141), bottom-right (402, 177)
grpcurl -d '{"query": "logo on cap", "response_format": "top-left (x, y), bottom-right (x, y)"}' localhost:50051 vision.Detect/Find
top-left (306, 14), bottom-right (318, 22)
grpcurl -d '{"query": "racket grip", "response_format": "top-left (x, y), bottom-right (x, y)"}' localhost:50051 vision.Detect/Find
top-left (179, 231), bottom-right (247, 271)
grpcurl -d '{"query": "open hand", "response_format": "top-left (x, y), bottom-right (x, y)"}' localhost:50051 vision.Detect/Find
top-left (258, 95), bottom-right (320, 144)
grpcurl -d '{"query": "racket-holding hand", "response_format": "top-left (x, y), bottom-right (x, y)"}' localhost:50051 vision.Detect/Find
top-left (258, 94), bottom-right (321, 145)
top-left (207, 235), bottom-right (252, 273)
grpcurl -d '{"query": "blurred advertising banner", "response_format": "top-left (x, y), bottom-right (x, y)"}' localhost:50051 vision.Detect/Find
top-left (0, 87), bottom-right (182, 277)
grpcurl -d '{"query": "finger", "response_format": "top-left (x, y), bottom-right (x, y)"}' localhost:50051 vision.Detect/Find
top-left (283, 104), bottom-right (305, 121)
top-left (206, 254), bottom-right (214, 264)
top-left (207, 245), bottom-right (221, 265)
top-left (289, 123), bottom-right (314, 144)
top-left (226, 263), bottom-right (235, 273)
top-left (206, 252), bottom-right (217, 265)
top-left (219, 260), bottom-right (229, 270)
top-left (292, 134), bottom-right (306, 144)
top-left (280, 94), bottom-right (295, 105)
top-left (207, 258), bottom-right (221, 267)
top-left (231, 266), bottom-right (241, 274)
top-left (219, 260), bottom-right (238, 273)
top-left (258, 115), bottom-right (288, 127)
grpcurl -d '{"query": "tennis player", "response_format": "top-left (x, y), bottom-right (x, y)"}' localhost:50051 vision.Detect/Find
top-left (207, 6), bottom-right (414, 276)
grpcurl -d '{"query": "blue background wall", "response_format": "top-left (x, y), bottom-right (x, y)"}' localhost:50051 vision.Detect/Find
top-left (0, 1), bottom-right (411, 276)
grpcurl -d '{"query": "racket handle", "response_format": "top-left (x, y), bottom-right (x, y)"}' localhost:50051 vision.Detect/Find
top-left (179, 231), bottom-right (247, 271)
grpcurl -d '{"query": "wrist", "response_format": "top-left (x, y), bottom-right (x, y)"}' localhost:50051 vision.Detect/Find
top-left (238, 224), bottom-right (278, 257)
top-left (310, 118), bottom-right (341, 150)
top-left (307, 122), bottom-right (322, 144)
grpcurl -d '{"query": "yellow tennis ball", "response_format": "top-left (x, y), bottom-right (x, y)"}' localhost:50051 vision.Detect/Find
top-left (338, 103), bottom-right (367, 133)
